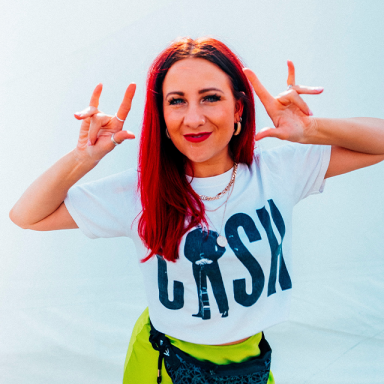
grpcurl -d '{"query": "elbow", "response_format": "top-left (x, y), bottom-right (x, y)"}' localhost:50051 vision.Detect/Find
top-left (9, 208), bottom-right (32, 229)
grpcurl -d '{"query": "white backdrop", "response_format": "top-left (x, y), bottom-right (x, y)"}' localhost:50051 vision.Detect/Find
top-left (1, 1), bottom-right (384, 383)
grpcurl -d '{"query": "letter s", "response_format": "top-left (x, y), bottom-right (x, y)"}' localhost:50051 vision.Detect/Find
top-left (225, 213), bottom-right (265, 307)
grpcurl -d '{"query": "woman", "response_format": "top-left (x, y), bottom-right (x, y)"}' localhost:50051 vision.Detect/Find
top-left (9, 37), bottom-right (384, 383)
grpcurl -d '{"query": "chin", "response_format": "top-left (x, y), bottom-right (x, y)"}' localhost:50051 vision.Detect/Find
top-left (183, 152), bottom-right (213, 165)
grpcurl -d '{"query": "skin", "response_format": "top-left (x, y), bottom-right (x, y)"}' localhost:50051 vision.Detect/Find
top-left (162, 58), bottom-right (243, 178)
top-left (9, 56), bottom-right (384, 346)
top-left (164, 58), bottom-right (310, 345)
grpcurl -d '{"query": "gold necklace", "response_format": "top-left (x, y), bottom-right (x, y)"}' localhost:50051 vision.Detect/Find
top-left (207, 182), bottom-right (234, 247)
top-left (198, 163), bottom-right (238, 201)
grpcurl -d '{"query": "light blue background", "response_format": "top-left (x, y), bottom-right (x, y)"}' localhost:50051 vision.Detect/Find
top-left (1, 1), bottom-right (384, 383)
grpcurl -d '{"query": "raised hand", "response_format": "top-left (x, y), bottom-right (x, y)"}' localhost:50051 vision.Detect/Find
top-left (74, 83), bottom-right (136, 161)
top-left (244, 61), bottom-right (323, 143)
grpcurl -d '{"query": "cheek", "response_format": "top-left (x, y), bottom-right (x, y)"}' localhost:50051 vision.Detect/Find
top-left (211, 101), bottom-right (235, 122)
top-left (212, 108), bottom-right (235, 133)
top-left (163, 109), bottom-right (181, 131)
top-left (163, 108), bottom-right (170, 126)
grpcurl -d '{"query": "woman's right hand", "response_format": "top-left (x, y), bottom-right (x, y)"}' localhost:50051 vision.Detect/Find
top-left (74, 83), bottom-right (136, 162)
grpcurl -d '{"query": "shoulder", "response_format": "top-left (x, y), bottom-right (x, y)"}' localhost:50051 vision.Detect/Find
top-left (255, 142), bottom-right (331, 169)
top-left (76, 168), bottom-right (139, 193)
top-left (64, 168), bottom-right (140, 239)
top-left (66, 168), bottom-right (140, 208)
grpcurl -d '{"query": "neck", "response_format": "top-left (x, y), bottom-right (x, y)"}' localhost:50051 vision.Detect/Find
top-left (186, 156), bottom-right (234, 178)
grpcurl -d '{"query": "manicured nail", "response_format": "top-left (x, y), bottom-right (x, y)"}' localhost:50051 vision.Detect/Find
top-left (315, 87), bottom-right (324, 91)
top-left (309, 109), bottom-right (313, 116)
top-left (87, 140), bottom-right (92, 146)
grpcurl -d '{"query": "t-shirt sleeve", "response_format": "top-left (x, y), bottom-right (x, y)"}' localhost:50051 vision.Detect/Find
top-left (64, 169), bottom-right (139, 239)
top-left (259, 143), bottom-right (332, 205)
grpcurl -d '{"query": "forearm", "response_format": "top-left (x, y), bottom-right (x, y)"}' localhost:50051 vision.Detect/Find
top-left (10, 149), bottom-right (97, 227)
top-left (305, 117), bottom-right (384, 154)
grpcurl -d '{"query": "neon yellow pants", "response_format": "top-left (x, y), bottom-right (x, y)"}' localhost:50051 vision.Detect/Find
top-left (123, 308), bottom-right (275, 384)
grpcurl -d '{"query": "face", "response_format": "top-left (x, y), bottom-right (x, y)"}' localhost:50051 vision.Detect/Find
top-left (162, 58), bottom-right (243, 176)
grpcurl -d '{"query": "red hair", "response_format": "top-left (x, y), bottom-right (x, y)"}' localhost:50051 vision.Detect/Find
top-left (138, 37), bottom-right (256, 262)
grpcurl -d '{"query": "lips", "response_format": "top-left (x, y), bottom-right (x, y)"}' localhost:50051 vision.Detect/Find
top-left (184, 132), bottom-right (212, 143)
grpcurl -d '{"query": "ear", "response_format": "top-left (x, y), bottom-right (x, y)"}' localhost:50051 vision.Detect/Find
top-left (234, 95), bottom-right (245, 121)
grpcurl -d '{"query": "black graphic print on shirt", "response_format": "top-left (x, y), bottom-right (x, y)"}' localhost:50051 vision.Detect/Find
top-left (157, 199), bottom-right (292, 320)
top-left (257, 200), bottom-right (292, 295)
top-left (225, 213), bottom-right (265, 307)
top-left (157, 255), bottom-right (184, 310)
top-left (184, 228), bottom-right (229, 320)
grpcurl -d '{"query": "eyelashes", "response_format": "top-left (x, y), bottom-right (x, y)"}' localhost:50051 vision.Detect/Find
top-left (204, 94), bottom-right (221, 102)
top-left (168, 97), bottom-right (184, 105)
top-left (167, 94), bottom-right (222, 105)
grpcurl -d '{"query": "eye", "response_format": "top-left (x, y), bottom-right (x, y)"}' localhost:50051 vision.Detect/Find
top-left (168, 97), bottom-right (185, 105)
top-left (203, 94), bottom-right (221, 103)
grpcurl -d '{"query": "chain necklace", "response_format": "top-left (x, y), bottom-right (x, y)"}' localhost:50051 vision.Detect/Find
top-left (195, 162), bottom-right (238, 247)
top-left (198, 163), bottom-right (238, 201)
top-left (207, 182), bottom-right (234, 247)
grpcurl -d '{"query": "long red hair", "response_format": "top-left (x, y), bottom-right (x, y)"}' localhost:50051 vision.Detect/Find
top-left (138, 37), bottom-right (256, 262)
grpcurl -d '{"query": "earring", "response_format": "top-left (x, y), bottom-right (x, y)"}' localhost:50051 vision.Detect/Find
top-left (234, 117), bottom-right (242, 136)
top-left (166, 128), bottom-right (170, 139)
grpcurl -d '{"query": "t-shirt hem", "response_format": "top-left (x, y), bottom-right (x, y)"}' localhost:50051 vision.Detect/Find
top-left (64, 194), bottom-right (98, 239)
top-left (152, 316), bottom-right (287, 345)
top-left (308, 144), bottom-right (332, 196)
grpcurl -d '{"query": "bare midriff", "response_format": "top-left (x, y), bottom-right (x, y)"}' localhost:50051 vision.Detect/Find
top-left (214, 336), bottom-right (250, 346)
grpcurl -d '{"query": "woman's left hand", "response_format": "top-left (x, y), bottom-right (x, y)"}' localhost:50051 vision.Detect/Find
top-left (244, 61), bottom-right (324, 142)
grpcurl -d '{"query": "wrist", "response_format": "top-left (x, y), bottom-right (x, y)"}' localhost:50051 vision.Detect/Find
top-left (71, 147), bottom-right (100, 169)
top-left (301, 117), bottom-right (327, 145)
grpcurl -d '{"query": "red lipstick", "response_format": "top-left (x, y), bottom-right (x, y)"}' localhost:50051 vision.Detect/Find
top-left (184, 132), bottom-right (212, 143)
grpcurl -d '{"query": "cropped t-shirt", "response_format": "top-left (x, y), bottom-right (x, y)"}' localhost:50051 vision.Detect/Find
top-left (64, 143), bottom-right (331, 344)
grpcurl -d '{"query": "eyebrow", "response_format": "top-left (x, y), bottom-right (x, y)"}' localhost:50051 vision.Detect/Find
top-left (165, 87), bottom-right (223, 99)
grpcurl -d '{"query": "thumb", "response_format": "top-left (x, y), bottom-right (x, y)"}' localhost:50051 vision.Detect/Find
top-left (255, 127), bottom-right (283, 141)
top-left (74, 106), bottom-right (100, 120)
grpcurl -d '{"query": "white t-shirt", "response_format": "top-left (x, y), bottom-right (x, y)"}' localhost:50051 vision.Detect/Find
top-left (64, 143), bottom-right (331, 344)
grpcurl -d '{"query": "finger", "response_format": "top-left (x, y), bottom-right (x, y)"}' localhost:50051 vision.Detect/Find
top-left (104, 130), bottom-right (135, 149)
top-left (89, 83), bottom-right (103, 108)
top-left (75, 84), bottom-right (103, 119)
top-left (255, 127), bottom-right (286, 141)
top-left (74, 105), bottom-right (100, 120)
top-left (113, 130), bottom-right (135, 143)
top-left (88, 113), bottom-right (113, 145)
top-left (293, 85), bottom-right (324, 95)
top-left (277, 90), bottom-right (313, 116)
top-left (77, 118), bottom-right (91, 148)
top-left (116, 83), bottom-right (136, 122)
top-left (287, 61), bottom-right (295, 86)
top-left (243, 68), bottom-right (275, 109)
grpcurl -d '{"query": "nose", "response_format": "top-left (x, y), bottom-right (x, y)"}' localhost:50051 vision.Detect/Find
top-left (183, 104), bottom-right (205, 129)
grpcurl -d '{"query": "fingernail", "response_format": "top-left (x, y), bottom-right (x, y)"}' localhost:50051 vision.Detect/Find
top-left (87, 140), bottom-right (92, 146)
top-left (309, 109), bottom-right (313, 116)
top-left (315, 87), bottom-right (324, 91)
